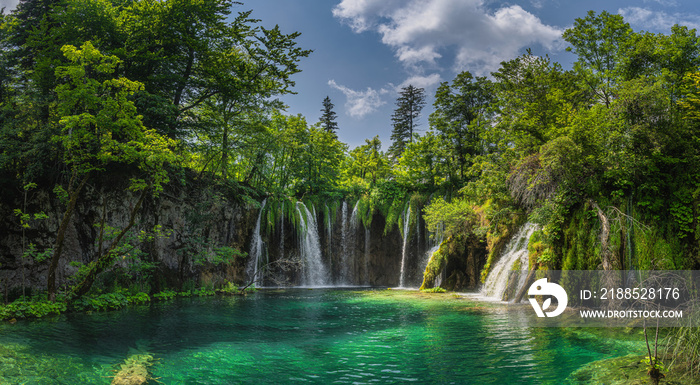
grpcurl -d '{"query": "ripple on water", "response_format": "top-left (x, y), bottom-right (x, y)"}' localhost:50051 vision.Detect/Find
top-left (0, 289), bottom-right (644, 384)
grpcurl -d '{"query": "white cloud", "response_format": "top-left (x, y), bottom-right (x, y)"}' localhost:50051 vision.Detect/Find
top-left (619, 7), bottom-right (700, 31)
top-left (643, 0), bottom-right (678, 7)
top-left (398, 73), bottom-right (442, 90)
top-left (332, 0), bottom-right (404, 33)
top-left (333, 0), bottom-right (563, 76)
top-left (0, 0), bottom-right (19, 12)
top-left (328, 79), bottom-right (388, 118)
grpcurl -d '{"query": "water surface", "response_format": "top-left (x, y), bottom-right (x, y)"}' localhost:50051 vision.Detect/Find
top-left (0, 289), bottom-right (644, 384)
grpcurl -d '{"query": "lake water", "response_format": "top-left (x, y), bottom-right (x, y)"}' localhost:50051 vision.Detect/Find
top-left (0, 289), bottom-right (644, 384)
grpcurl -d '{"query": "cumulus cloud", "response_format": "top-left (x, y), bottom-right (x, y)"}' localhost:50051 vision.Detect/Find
top-left (619, 7), bottom-right (700, 31)
top-left (0, 0), bottom-right (20, 12)
top-left (333, 0), bottom-right (563, 76)
top-left (328, 80), bottom-right (388, 118)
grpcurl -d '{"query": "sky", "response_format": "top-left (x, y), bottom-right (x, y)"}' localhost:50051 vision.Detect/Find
top-left (247, 0), bottom-right (700, 149)
top-left (4, 0), bottom-right (700, 149)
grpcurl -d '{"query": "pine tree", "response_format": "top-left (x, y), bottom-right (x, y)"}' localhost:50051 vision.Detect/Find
top-left (319, 96), bottom-right (339, 136)
top-left (389, 85), bottom-right (426, 160)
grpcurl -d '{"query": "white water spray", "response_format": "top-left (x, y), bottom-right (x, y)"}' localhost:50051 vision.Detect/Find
top-left (399, 205), bottom-right (411, 288)
top-left (296, 202), bottom-right (328, 286)
top-left (481, 223), bottom-right (537, 300)
top-left (247, 198), bottom-right (267, 285)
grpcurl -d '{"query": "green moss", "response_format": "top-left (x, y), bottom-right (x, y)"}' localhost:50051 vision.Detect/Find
top-left (420, 287), bottom-right (446, 293)
top-left (419, 244), bottom-right (447, 290)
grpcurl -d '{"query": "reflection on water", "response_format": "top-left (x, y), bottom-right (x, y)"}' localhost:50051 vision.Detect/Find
top-left (0, 289), bottom-right (644, 384)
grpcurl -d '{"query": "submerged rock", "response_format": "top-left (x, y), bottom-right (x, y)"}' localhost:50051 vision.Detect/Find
top-left (111, 353), bottom-right (155, 385)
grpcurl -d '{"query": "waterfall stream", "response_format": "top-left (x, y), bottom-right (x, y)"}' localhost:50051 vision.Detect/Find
top-left (296, 202), bottom-right (328, 286)
top-left (480, 223), bottom-right (537, 300)
top-left (364, 228), bottom-right (370, 285)
top-left (247, 199), bottom-right (267, 286)
top-left (398, 206), bottom-right (411, 288)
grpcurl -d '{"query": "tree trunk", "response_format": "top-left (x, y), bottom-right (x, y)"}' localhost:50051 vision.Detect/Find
top-left (589, 199), bottom-right (615, 270)
top-left (70, 187), bottom-right (148, 299)
top-left (47, 173), bottom-right (90, 302)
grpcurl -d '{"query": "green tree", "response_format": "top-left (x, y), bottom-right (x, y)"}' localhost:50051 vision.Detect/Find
top-left (319, 96), bottom-right (339, 136)
top-left (562, 10), bottom-right (633, 107)
top-left (47, 42), bottom-right (175, 300)
top-left (342, 136), bottom-right (391, 189)
top-left (388, 85), bottom-right (426, 160)
top-left (493, 51), bottom-right (584, 154)
top-left (395, 131), bottom-right (449, 190)
top-left (429, 71), bottom-right (494, 183)
top-left (186, 10), bottom-right (311, 181)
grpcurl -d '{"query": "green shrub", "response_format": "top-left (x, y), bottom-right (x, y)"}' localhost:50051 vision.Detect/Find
top-left (70, 290), bottom-right (150, 312)
top-left (0, 299), bottom-right (66, 320)
top-left (153, 290), bottom-right (177, 301)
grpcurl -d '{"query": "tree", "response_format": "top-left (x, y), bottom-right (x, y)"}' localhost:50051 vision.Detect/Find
top-left (396, 131), bottom-right (449, 190)
top-left (47, 42), bottom-right (174, 300)
top-left (492, 51), bottom-right (585, 154)
top-left (429, 72), bottom-right (494, 183)
top-left (562, 10), bottom-right (633, 107)
top-left (342, 136), bottom-right (391, 188)
top-left (186, 10), bottom-right (311, 181)
top-left (319, 96), bottom-right (339, 136)
top-left (388, 85), bottom-right (426, 160)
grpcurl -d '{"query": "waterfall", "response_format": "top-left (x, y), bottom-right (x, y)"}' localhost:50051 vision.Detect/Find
top-left (421, 222), bottom-right (445, 286)
top-left (247, 198), bottom-right (267, 286)
top-left (296, 202), bottom-right (328, 286)
top-left (416, 209), bottom-right (420, 262)
top-left (398, 205), bottom-right (411, 288)
top-left (325, 203), bottom-right (332, 276)
top-left (481, 223), bottom-right (537, 300)
top-left (340, 201), bottom-right (349, 284)
top-left (364, 228), bottom-right (370, 285)
top-left (279, 201), bottom-right (284, 261)
top-left (349, 201), bottom-right (360, 284)
top-left (434, 257), bottom-right (446, 288)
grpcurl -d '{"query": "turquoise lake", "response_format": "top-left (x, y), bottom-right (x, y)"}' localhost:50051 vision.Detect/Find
top-left (0, 289), bottom-right (645, 384)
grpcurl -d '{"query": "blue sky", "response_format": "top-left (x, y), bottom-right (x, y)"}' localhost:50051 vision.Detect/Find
top-left (247, 0), bottom-right (700, 149)
top-left (3, 0), bottom-right (700, 149)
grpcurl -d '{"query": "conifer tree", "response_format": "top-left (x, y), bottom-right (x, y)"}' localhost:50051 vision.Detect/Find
top-left (388, 85), bottom-right (426, 160)
top-left (319, 96), bottom-right (339, 136)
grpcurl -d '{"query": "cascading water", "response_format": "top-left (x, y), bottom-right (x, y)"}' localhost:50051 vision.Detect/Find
top-left (296, 202), bottom-right (328, 286)
top-left (398, 205), bottom-right (411, 288)
top-left (420, 222), bottom-right (445, 289)
top-left (480, 223), bottom-right (537, 300)
top-left (279, 202), bottom-right (284, 261)
top-left (348, 201), bottom-right (360, 284)
top-left (247, 199), bottom-right (267, 285)
top-left (364, 228), bottom-right (370, 285)
top-left (339, 202), bottom-right (349, 284)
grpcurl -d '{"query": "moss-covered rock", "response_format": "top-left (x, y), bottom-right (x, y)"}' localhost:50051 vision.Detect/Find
top-left (111, 353), bottom-right (156, 385)
top-left (568, 354), bottom-right (700, 385)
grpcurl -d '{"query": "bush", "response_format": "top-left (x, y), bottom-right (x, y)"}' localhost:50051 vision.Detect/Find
top-left (153, 290), bottom-right (177, 301)
top-left (0, 299), bottom-right (67, 320)
top-left (70, 290), bottom-right (150, 312)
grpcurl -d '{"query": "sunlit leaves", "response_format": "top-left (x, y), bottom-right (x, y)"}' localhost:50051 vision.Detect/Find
top-left (54, 41), bottom-right (174, 193)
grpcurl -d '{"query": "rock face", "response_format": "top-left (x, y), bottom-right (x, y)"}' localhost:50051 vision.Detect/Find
top-left (421, 234), bottom-right (487, 291)
top-left (0, 174), bottom-right (257, 299)
top-left (0, 176), bottom-right (490, 296)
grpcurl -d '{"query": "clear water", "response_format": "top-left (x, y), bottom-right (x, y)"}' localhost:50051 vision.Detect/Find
top-left (0, 289), bottom-right (644, 384)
